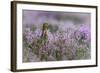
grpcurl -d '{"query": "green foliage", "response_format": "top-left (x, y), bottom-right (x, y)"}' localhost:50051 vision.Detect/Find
top-left (31, 25), bottom-right (36, 32)
top-left (76, 48), bottom-right (86, 59)
top-left (48, 25), bottom-right (58, 33)
top-left (56, 50), bottom-right (62, 60)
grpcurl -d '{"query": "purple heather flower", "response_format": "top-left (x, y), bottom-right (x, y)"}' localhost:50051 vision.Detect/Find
top-left (74, 30), bottom-right (82, 41)
top-left (74, 25), bottom-right (91, 41)
top-left (24, 28), bottom-right (34, 44)
top-left (34, 29), bottom-right (42, 38)
top-left (48, 31), bottom-right (54, 42)
top-left (79, 25), bottom-right (91, 41)
top-left (60, 48), bottom-right (65, 55)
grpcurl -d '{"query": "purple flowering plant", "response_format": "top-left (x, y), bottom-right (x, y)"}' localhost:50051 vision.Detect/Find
top-left (23, 10), bottom-right (91, 62)
top-left (23, 23), bottom-right (91, 62)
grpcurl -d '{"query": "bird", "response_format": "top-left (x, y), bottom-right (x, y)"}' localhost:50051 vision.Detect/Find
top-left (40, 23), bottom-right (49, 44)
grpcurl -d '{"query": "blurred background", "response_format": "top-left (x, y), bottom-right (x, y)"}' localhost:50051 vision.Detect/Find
top-left (23, 10), bottom-right (91, 31)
